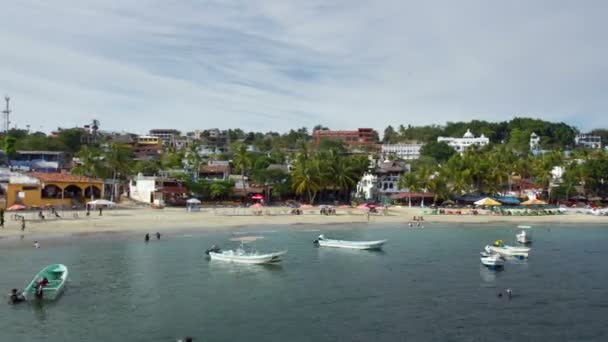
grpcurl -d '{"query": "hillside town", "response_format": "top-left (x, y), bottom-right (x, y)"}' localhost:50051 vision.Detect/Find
top-left (0, 115), bottom-right (607, 211)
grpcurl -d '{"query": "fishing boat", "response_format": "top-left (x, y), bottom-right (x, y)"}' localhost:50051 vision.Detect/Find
top-left (23, 264), bottom-right (68, 300)
top-left (480, 254), bottom-right (505, 269)
top-left (313, 234), bottom-right (387, 250)
top-left (485, 245), bottom-right (530, 259)
top-left (516, 226), bottom-right (532, 244)
top-left (207, 248), bottom-right (286, 264)
top-left (205, 242), bottom-right (286, 265)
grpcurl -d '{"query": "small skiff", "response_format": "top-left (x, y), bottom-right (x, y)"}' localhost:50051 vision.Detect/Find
top-left (313, 234), bottom-right (387, 250)
top-left (23, 264), bottom-right (68, 300)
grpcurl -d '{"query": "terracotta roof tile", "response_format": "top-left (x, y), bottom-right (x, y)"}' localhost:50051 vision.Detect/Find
top-left (28, 172), bottom-right (103, 184)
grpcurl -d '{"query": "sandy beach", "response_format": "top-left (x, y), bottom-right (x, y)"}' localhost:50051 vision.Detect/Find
top-left (0, 205), bottom-right (605, 241)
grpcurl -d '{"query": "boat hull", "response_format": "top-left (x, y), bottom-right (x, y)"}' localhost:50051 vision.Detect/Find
top-left (209, 251), bottom-right (286, 264)
top-left (23, 264), bottom-right (68, 300)
top-left (317, 239), bottom-right (387, 250)
top-left (480, 256), bottom-right (505, 269)
top-left (486, 245), bottom-right (529, 258)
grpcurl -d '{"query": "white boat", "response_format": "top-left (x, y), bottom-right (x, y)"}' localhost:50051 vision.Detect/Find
top-left (206, 245), bottom-right (286, 264)
top-left (485, 245), bottom-right (530, 258)
top-left (516, 226), bottom-right (532, 244)
top-left (313, 234), bottom-right (387, 250)
top-left (480, 254), bottom-right (505, 269)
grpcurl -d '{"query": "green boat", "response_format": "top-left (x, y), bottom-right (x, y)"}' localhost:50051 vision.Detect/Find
top-left (23, 264), bottom-right (68, 300)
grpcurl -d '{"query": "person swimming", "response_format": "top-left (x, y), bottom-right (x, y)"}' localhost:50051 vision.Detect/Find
top-left (155, 232), bottom-right (161, 240)
top-left (145, 233), bottom-right (150, 242)
top-left (9, 288), bottom-right (25, 304)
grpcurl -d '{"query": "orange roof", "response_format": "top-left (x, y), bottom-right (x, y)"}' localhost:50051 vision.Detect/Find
top-left (28, 172), bottom-right (103, 184)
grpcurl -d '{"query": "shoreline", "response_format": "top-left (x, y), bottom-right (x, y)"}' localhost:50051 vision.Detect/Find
top-left (0, 206), bottom-right (605, 244)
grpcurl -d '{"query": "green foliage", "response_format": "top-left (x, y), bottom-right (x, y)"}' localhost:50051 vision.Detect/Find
top-left (3, 136), bottom-right (17, 159)
top-left (419, 141), bottom-right (455, 163)
top-left (317, 138), bottom-right (346, 153)
top-left (57, 128), bottom-right (86, 153)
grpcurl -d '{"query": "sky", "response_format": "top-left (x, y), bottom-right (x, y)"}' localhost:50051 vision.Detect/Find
top-left (1, 0), bottom-right (608, 135)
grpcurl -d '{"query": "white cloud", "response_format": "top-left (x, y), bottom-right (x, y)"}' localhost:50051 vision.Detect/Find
top-left (1, 0), bottom-right (607, 134)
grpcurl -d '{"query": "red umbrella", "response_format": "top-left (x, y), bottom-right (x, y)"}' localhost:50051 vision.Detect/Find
top-left (251, 194), bottom-right (264, 200)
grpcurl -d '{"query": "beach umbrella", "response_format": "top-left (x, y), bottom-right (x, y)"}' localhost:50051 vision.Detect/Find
top-left (520, 198), bottom-right (547, 206)
top-left (7, 204), bottom-right (26, 211)
top-left (474, 198), bottom-right (501, 206)
top-left (87, 199), bottom-right (116, 206)
top-left (186, 198), bottom-right (201, 204)
top-left (251, 194), bottom-right (264, 200)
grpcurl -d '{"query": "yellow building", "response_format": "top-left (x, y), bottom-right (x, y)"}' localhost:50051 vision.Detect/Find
top-left (5, 172), bottom-right (104, 209)
top-left (137, 135), bottom-right (162, 146)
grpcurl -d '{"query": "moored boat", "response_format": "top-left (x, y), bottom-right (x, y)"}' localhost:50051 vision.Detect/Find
top-left (23, 264), bottom-right (68, 300)
top-left (485, 245), bottom-right (530, 259)
top-left (313, 234), bottom-right (387, 250)
top-left (206, 245), bottom-right (286, 264)
top-left (480, 254), bottom-right (505, 269)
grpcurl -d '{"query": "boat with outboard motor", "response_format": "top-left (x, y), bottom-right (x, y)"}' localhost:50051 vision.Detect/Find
top-left (485, 241), bottom-right (531, 258)
top-left (313, 234), bottom-right (387, 250)
top-left (205, 244), bottom-right (286, 264)
top-left (516, 226), bottom-right (532, 244)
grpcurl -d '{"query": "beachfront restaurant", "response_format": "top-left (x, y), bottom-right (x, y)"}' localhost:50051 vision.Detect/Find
top-left (4, 172), bottom-right (104, 209)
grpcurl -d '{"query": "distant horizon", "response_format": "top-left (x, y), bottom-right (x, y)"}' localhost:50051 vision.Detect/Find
top-left (5, 116), bottom-right (604, 137)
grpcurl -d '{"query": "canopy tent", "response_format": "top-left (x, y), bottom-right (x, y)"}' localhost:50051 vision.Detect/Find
top-left (520, 198), bottom-right (547, 206)
top-left (7, 204), bottom-right (26, 211)
top-left (87, 199), bottom-right (116, 208)
top-left (186, 198), bottom-right (201, 204)
top-left (474, 197), bottom-right (502, 206)
top-left (495, 196), bottom-right (521, 205)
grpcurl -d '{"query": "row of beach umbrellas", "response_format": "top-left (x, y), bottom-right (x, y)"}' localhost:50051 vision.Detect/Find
top-left (473, 197), bottom-right (547, 206)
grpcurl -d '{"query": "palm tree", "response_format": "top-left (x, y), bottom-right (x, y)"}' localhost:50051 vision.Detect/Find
top-left (398, 172), bottom-right (419, 207)
top-left (104, 143), bottom-right (134, 201)
top-left (291, 154), bottom-right (321, 204)
top-left (73, 146), bottom-right (107, 179)
top-left (231, 142), bottom-right (253, 197)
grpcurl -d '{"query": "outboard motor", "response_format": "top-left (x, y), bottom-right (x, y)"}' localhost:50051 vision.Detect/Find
top-left (205, 245), bottom-right (221, 255)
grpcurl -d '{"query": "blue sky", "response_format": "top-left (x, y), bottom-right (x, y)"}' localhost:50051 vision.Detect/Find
top-left (1, 0), bottom-right (607, 134)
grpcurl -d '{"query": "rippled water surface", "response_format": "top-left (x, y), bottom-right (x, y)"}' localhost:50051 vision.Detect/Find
top-left (1, 223), bottom-right (608, 341)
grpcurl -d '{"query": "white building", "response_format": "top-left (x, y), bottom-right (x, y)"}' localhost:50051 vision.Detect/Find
top-left (129, 174), bottom-right (157, 204)
top-left (356, 173), bottom-right (378, 201)
top-left (575, 133), bottom-right (602, 149)
top-left (381, 143), bottom-right (423, 160)
top-left (530, 132), bottom-right (541, 151)
top-left (437, 129), bottom-right (489, 154)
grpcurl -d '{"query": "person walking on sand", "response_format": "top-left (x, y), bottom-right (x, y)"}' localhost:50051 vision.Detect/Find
top-left (20, 217), bottom-right (26, 231)
top-left (99, 207), bottom-right (103, 216)
top-left (366, 210), bottom-right (370, 223)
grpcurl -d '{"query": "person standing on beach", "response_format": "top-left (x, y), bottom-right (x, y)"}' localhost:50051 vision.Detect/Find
top-left (99, 207), bottom-right (103, 216)
top-left (20, 216), bottom-right (26, 231)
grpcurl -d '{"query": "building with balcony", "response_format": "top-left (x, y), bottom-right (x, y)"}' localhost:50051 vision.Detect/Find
top-left (10, 151), bottom-right (67, 172)
top-left (149, 129), bottom-right (180, 146)
top-left (381, 143), bottom-right (423, 160)
top-left (575, 133), bottom-right (602, 149)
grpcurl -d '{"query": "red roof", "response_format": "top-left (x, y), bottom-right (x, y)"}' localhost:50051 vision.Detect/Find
top-left (28, 172), bottom-right (103, 184)
top-left (199, 164), bottom-right (229, 173)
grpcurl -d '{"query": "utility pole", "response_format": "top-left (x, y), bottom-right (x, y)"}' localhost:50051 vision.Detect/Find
top-left (2, 96), bottom-right (10, 133)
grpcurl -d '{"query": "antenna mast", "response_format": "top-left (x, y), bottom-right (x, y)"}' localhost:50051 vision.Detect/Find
top-left (2, 96), bottom-right (10, 133)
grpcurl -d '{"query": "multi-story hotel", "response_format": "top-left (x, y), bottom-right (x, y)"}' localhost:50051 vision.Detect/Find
top-left (312, 128), bottom-right (377, 147)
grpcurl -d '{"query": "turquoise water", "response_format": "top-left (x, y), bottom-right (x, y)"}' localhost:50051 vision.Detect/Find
top-left (1, 223), bottom-right (608, 341)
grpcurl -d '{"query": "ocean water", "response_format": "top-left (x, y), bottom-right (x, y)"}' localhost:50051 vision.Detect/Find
top-left (1, 223), bottom-right (607, 341)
